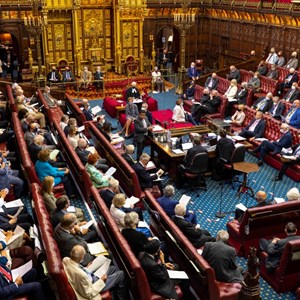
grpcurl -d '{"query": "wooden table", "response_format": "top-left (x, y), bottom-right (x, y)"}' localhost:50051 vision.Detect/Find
top-left (233, 161), bottom-right (259, 197)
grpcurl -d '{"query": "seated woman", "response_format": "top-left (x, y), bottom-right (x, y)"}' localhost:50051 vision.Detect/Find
top-left (110, 193), bottom-right (143, 231)
top-left (85, 153), bottom-right (111, 189)
top-left (120, 97), bottom-right (139, 137)
top-left (231, 104), bottom-right (245, 126)
top-left (15, 95), bottom-right (46, 128)
top-left (41, 176), bottom-right (57, 213)
top-left (67, 125), bottom-right (79, 149)
top-left (156, 185), bottom-right (197, 224)
top-left (247, 71), bottom-right (261, 92)
top-left (224, 79), bottom-right (238, 117)
top-left (35, 149), bottom-right (75, 198)
top-left (172, 99), bottom-right (196, 125)
top-left (59, 114), bottom-right (69, 131)
top-left (101, 123), bottom-right (124, 149)
top-left (182, 81), bottom-right (195, 100)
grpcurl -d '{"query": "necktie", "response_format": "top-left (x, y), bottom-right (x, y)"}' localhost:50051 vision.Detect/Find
top-left (267, 53), bottom-right (273, 63)
top-left (51, 72), bottom-right (55, 80)
top-left (79, 265), bottom-right (99, 283)
top-left (272, 104), bottom-right (278, 115)
top-left (142, 119), bottom-right (147, 128)
top-left (0, 266), bottom-right (12, 282)
top-left (257, 99), bottom-right (267, 110)
top-left (249, 120), bottom-right (259, 132)
top-left (286, 90), bottom-right (293, 101)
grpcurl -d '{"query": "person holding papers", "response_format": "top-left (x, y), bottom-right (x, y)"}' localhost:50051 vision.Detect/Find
top-left (67, 125), bottom-right (80, 149)
top-left (133, 153), bottom-right (163, 190)
top-left (43, 86), bottom-right (65, 108)
top-left (110, 194), bottom-right (143, 231)
top-left (239, 111), bottom-right (265, 141)
top-left (173, 204), bottom-right (215, 248)
top-left (82, 101), bottom-right (96, 121)
top-left (101, 123), bottom-right (124, 149)
top-left (63, 245), bottom-right (128, 300)
top-left (156, 185), bottom-right (197, 224)
top-left (86, 154), bottom-right (112, 189)
top-left (202, 230), bottom-right (244, 283)
top-left (100, 179), bottom-right (120, 209)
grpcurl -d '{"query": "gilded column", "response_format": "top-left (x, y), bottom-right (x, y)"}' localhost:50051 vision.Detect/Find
top-left (42, 10), bottom-right (49, 73)
top-left (72, 0), bottom-right (81, 76)
top-left (139, 19), bottom-right (144, 73)
top-left (114, 0), bottom-right (122, 74)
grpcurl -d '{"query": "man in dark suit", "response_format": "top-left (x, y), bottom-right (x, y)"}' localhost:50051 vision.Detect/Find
top-left (275, 143), bottom-right (300, 181)
top-left (159, 49), bottom-right (171, 81)
top-left (133, 110), bottom-right (152, 160)
top-left (54, 213), bottom-right (95, 266)
top-left (100, 178), bottom-right (120, 208)
top-left (191, 88), bottom-right (210, 122)
top-left (187, 62), bottom-right (200, 81)
top-left (284, 100), bottom-right (300, 129)
top-left (47, 66), bottom-right (60, 84)
top-left (266, 96), bottom-right (285, 120)
top-left (283, 82), bottom-right (300, 103)
top-left (121, 144), bottom-right (136, 167)
top-left (202, 230), bottom-right (244, 283)
top-left (251, 92), bottom-right (273, 113)
top-left (126, 81), bottom-right (141, 101)
top-left (94, 66), bottom-right (104, 91)
top-left (183, 135), bottom-right (207, 168)
top-left (62, 66), bottom-right (75, 82)
top-left (239, 111), bottom-right (266, 141)
top-left (204, 73), bottom-right (219, 90)
top-left (227, 65), bottom-right (241, 83)
top-left (277, 68), bottom-right (299, 95)
top-left (259, 222), bottom-right (300, 272)
top-left (250, 123), bottom-right (292, 166)
top-left (133, 153), bottom-right (162, 190)
top-left (173, 204), bottom-right (215, 248)
top-left (266, 64), bottom-right (279, 80)
top-left (0, 257), bottom-right (45, 300)
top-left (75, 138), bottom-right (108, 172)
top-left (234, 82), bottom-right (248, 105)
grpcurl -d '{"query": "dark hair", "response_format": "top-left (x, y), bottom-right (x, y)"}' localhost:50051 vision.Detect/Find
top-left (18, 109), bottom-right (28, 120)
top-left (219, 130), bottom-right (226, 138)
top-left (285, 222), bottom-right (297, 234)
top-left (102, 122), bottom-right (111, 133)
top-left (56, 195), bottom-right (69, 210)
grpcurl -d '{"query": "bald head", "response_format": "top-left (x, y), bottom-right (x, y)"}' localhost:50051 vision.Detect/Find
top-left (256, 191), bottom-right (267, 203)
top-left (78, 138), bottom-right (87, 149)
top-left (294, 100), bottom-right (300, 108)
top-left (70, 245), bottom-right (86, 262)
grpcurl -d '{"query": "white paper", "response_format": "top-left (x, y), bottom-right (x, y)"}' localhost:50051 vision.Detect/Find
top-left (179, 194), bottom-right (191, 206)
top-left (282, 155), bottom-right (296, 160)
top-left (235, 203), bottom-right (247, 212)
top-left (281, 147), bottom-right (293, 154)
top-left (13, 207), bottom-right (24, 218)
top-left (91, 106), bottom-right (102, 115)
top-left (112, 137), bottom-right (124, 143)
top-left (94, 259), bottom-right (111, 279)
top-left (87, 255), bottom-right (110, 273)
top-left (66, 206), bottom-right (76, 213)
top-left (0, 230), bottom-right (6, 240)
top-left (207, 133), bottom-right (217, 137)
top-left (7, 226), bottom-right (25, 250)
top-left (255, 138), bottom-right (268, 142)
top-left (146, 161), bottom-right (155, 169)
top-left (51, 133), bottom-right (58, 145)
top-left (111, 133), bottom-right (120, 139)
top-left (231, 135), bottom-right (246, 141)
top-left (124, 196), bottom-right (140, 208)
top-left (80, 220), bottom-right (94, 231)
top-left (0, 197), bottom-right (4, 207)
top-left (34, 237), bottom-right (42, 251)
top-left (4, 199), bottom-right (24, 208)
top-left (86, 146), bottom-right (96, 154)
top-left (77, 125), bottom-right (85, 132)
top-left (133, 99), bottom-right (143, 103)
top-left (235, 143), bottom-right (244, 148)
top-left (274, 197), bottom-right (285, 204)
top-left (197, 249), bottom-right (203, 255)
top-left (170, 137), bottom-right (178, 143)
top-left (11, 260), bottom-right (33, 281)
top-left (172, 149), bottom-right (184, 154)
top-left (182, 143), bottom-right (193, 151)
top-left (138, 221), bottom-right (149, 228)
top-left (49, 149), bottom-right (59, 160)
top-left (223, 119), bottom-right (232, 123)
top-left (105, 167), bottom-right (116, 177)
top-left (116, 100), bottom-right (124, 103)
top-left (152, 125), bottom-right (164, 132)
top-left (167, 270), bottom-right (189, 279)
top-left (88, 242), bottom-right (107, 255)
top-left (31, 102), bottom-right (39, 107)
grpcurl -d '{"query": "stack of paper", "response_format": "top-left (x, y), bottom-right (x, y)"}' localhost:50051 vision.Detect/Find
top-left (12, 260), bottom-right (33, 281)
top-left (179, 194), bottom-right (191, 206)
top-left (235, 203), bottom-right (247, 212)
top-left (274, 197), bottom-right (285, 204)
top-left (124, 196), bottom-right (140, 208)
top-left (91, 106), bottom-right (102, 115)
top-left (167, 270), bottom-right (189, 279)
top-left (4, 199), bottom-right (24, 208)
top-left (49, 149), bottom-right (60, 160)
top-left (105, 167), bottom-right (116, 177)
top-left (88, 242), bottom-right (108, 256)
top-left (231, 135), bottom-right (246, 141)
top-left (172, 149), bottom-right (184, 154)
top-left (7, 226), bottom-right (25, 250)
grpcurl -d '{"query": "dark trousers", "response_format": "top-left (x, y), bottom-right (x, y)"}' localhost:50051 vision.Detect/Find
top-left (135, 140), bottom-right (145, 161)
top-left (61, 174), bottom-right (77, 198)
top-left (239, 130), bottom-right (255, 139)
top-left (256, 140), bottom-right (276, 160)
top-left (278, 160), bottom-right (298, 179)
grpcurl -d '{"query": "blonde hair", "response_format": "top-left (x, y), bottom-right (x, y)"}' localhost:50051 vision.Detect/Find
top-left (42, 176), bottom-right (54, 194)
top-left (112, 193), bottom-right (126, 207)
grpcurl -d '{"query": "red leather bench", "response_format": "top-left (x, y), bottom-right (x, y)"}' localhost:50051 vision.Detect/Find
top-left (144, 190), bottom-right (242, 300)
top-left (227, 200), bottom-right (300, 257)
top-left (260, 239), bottom-right (300, 293)
top-left (91, 186), bottom-right (183, 299)
top-left (253, 76), bottom-right (278, 99)
top-left (31, 183), bottom-right (112, 300)
top-left (6, 84), bottom-right (18, 113)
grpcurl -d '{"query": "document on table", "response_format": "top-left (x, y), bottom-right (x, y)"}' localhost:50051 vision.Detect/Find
top-left (105, 167), bottom-right (116, 177)
top-left (124, 196), bottom-right (140, 208)
top-left (4, 199), bottom-right (24, 208)
top-left (12, 260), bottom-right (33, 281)
top-left (231, 135), bottom-right (246, 141)
top-left (152, 125), bottom-right (164, 132)
top-left (88, 242), bottom-right (108, 256)
top-left (172, 149), bottom-right (184, 154)
top-left (167, 270), bottom-right (189, 279)
top-left (255, 138), bottom-right (268, 142)
top-left (182, 143), bottom-right (193, 151)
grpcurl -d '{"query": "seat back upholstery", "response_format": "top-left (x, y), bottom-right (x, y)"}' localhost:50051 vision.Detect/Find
top-left (278, 239), bottom-right (300, 275)
top-left (187, 152), bottom-right (208, 174)
top-left (65, 93), bottom-right (86, 124)
top-left (216, 77), bottom-right (230, 95)
top-left (240, 69), bottom-right (253, 83)
top-left (231, 145), bottom-right (246, 164)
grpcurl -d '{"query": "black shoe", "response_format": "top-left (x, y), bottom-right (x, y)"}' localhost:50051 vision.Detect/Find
top-left (257, 160), bottom-right (263, 166)
top-left (124, 133), bottom-right (133, 139)
top-left (273, 176), bottom-right (282, 181)
top-left (248, 148), bottom-right (257, 155)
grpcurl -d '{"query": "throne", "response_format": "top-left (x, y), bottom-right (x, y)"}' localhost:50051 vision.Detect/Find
top-left (124, 55), bottom-right (139, 76)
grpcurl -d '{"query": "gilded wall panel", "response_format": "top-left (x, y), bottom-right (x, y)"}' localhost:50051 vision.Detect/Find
top-left (83, 10), bottom-right (104, 36)
top-left (53, 24), bottom-right (65, 50)
top-left (122, 22), bottom-right (133, 47)
top-left (106, 49), bottom-right (111, 59)
top-left (105, 24), bottom-right (111, 37)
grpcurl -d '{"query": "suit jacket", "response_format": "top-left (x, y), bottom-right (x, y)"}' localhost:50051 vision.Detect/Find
top-left (156, 196), bottom-right (178, 217)
top-left (271, 131), bottom-right (293, 154)
top-left (284, 72), bottom-right (299, 88)
top-left (266, 69), bottom-right (279, 80)
top-left (257, 65), bottom-right (268, 76)
top-left (253, 97), bottom-right (273, 113)
top-left (205, 96), bottom-right (221, 114)
top-left (94, 71), bottom-right (104, 81)
top-left (83, 108), bottom-right (94, 121)
top-left (159, 52), bottom-right (170, 67)
top-left (216, 137), bottom-right (235, 163)
top-left (244, 118), bottom-right (266, 138)
top-left (235, 88), bottom-right (248, 104)
top-left (291, 143), bottom-right (300, 162)
top-left (133, 116), bottom-right (151, 143)
top-left (75, 147), bottom-right (91, 165)
top-left (126, 87), bottom-right (140, 101)
top-left (138, 252), bottom-right (178, 299)
top-left (121, 153), bottom-right (135, 167)
top-left (62, 70), bottom-right (75, 82)
top-left (0, 264), bottom-right (20, 300)
top-left (284, 88), bottom-right (300, 103)
top-left (125, 103), bottom-right (139, 118)
top-left (285, 58), bottom-right (299, 69)
top-left (187, 67), bottom-right (200, 79)
top-left (264, 235), bottom-right (300, 271)
top-left (286, 107), bottom-right (300, 129)
top-left (47, 70), bottom-right (60, 82)
top-left (228, 69), bottom-right (241, 83)
top-left (202, 240), bottom-right (244, 283)
top-left (62, 257), bottom-right (105, 300)
top-left (28, 142), bottom-right (42, 163)
top-left (24, 131), bottom-right (36, 145)
top-left (133, 162), bottom-right (157, 189)
top-left (204, 76), bottom-right (219, 90)
top-left (268, 102), bottom-right (285, 117)
top-left (183, 144), bottom-right (207, 168)
top-left (122, 228), bottom-right (149, 256)
top-left (99, 189), bottom-right (115, 208)
top-left (80, 70), bottom-right (92, 83)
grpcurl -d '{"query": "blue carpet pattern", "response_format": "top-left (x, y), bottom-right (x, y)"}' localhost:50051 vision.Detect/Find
top-left (21, 88), bottom-right (297, 299)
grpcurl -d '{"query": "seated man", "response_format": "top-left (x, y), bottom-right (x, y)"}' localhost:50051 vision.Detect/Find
top-left (187, 62), bottom-right (200, 81)
top-left (202, 230), bottom-right (244, 283)
top-left (204, 73), bottom-right (218, 91)
top-left (282, 82), bottom-right (300, 103)
top-left (250, 123), bottom-right (292, 166)
top-left (247, 71), bottom-right (261, 91)
top-left (235, 191), bottom-right (270, 221)
top-left (82, 101), bottom-right (96, 121)
top-left (182, 81), bottom-right (195, 100)
top-left (152, 67), bottom-right (164, 93)
top-left (266, 96), bottom-right (285, 120)
top-left (80, 66), bottom-right (93, 89)
top-left (239, 111), bottom-right (266, 141)
top-left (266, 64), bottom-right (279, 80)
top-left (47, 66), bottom-right (60, 84)
top-left (54, 213), bottom-right (95, 266)
top-left (251, 92), bottom-right (273, 113)
top-left (284, 51), bottom-right (298, 69)
top-left (141, 102), bottom-right (153, 124)
top-left (100, 178), bottom-right (120, 209)
top-left (233, 82), bottom-right (248, 105)
top-left (62, 66), bottom-right (75, 82)
top-left (173, 204), bottom-right (215, 248)
top-left (94, 66), bottom-right (104, 92)
top-left (133, 153), bottom-right (163, 190)
top-left (284, 99), bottom-right (300, 129)
top-left (139, 239), bottom-right (193, 300)
top-left (286, 187), bottom-right (300, 201)
top-left (157, 185), bottom-right (197, 224)
top-left (256, 61), bottom-right (268, 76)
top-left (265, 47), bottom-right (278, 64)
top-left (63, 245), bottom-right (128, 300)
top-left (277, 68), bottom-right (299, 95)
top-left (121, 144), bottom-right (136, 167)
top-left (259, 222), bottom-right (300, 272)
top-left (43, 86), bottom-right (65, 108)
top-left (227, 65), bottom-right (241, 83)
top-left (126, 81), bottom-right (142, 101)
top-left (274, 143), bottom-right (300, 181)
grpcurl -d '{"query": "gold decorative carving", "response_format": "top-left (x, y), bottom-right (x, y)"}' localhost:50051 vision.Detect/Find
top-left (54, 24), bottom-right (65, 49)
top-left (122, 22), bottom-right (132, 47)
top-left (83, 10), bottom-right (104, 36)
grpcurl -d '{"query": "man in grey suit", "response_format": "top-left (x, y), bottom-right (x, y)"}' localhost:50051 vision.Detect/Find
top-left (133, 110), bottom-right (152, 161)
top-left (202, 230), bottom-right (244, 283)
top-left (259, 222), bottom-right (300, 271)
